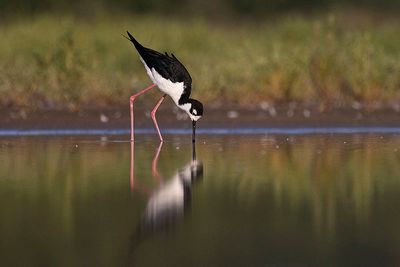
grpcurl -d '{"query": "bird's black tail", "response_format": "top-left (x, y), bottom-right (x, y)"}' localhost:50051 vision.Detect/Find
top-left (125, 31), bottom-right (144, 51)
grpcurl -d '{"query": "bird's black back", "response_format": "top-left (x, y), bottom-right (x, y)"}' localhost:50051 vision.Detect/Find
top-left (126, 31), bottom-right (192, 102)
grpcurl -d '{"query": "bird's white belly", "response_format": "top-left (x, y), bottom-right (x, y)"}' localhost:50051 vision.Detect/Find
top-left (140, 58), bottom-right (157, 84)
top-left (140, 57), bottom-right (184, 104)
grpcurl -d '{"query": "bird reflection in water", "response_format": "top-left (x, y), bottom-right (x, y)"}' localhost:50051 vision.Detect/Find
top-left (129, 140), bottom-right (203, 242)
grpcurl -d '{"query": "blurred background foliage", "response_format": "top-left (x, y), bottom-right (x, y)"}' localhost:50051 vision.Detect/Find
top-left (1, 0), bottom-right (399, 17)
top-left (0, 0), bottom-right (399, 110)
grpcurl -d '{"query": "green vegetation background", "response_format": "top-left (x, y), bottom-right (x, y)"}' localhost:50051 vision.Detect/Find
top-left (0, 0), bottom-right (399, 110)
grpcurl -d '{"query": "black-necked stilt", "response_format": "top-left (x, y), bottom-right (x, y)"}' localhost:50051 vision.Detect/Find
top-left (125, 31), bottom-right (204, 142)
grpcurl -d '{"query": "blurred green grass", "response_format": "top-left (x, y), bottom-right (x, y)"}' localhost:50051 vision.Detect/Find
top-left (0, 14), bottom-right (399, 109)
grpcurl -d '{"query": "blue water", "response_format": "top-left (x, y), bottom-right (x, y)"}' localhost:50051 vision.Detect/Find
top-left (1, 127), bottom-right (400, 136)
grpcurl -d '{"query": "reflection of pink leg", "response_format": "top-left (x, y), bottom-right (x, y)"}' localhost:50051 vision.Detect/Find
top-left (130, 141), bottom-right (135, 192)
top-left (151, 95), bottom-right (166, 142)
top-left (130, 140), bottom-right (152, 195)
top-left (130, 138), bottom-right (165, 193)
top-left (130, 84), bottom-right (156, 141)
top-left (152, 142), bottom-right (164, 182)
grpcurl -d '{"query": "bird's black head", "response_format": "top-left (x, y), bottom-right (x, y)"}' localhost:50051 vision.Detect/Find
top-left (187, 99), bottom-right (203, 143)
top-left (188, 99), bottom-right (203, 121)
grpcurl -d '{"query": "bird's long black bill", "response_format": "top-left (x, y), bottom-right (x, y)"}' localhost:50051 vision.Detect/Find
top-left (192, 121), bottom-right (196, 144)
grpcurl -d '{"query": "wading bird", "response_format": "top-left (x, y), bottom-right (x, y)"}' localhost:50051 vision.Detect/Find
top-left (125, 31), bottom-right (204, 142)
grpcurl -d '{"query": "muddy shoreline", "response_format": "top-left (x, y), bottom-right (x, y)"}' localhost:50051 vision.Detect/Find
top-left (1, 105), bottom-right (399, 130)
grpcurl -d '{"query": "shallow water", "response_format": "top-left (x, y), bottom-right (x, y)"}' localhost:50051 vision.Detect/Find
top-left (1, 134), bottom-right (400, 266)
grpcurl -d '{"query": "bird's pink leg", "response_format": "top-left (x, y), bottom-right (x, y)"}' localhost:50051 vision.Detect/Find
top-left (151, 94), bottom-right (166, 142)
top-left (130, 84), bottom-right (157, 141)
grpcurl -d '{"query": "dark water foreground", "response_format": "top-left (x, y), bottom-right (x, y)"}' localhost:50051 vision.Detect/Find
top-left (0, 134), bottom-right (400, 266)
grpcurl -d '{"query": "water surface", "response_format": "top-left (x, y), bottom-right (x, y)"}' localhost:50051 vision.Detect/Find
top-left (0, 134), bottom-right (400, 266)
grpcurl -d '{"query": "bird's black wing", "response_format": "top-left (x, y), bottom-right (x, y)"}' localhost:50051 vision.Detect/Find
top-left (126, 32), bottom-right (192, 100)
